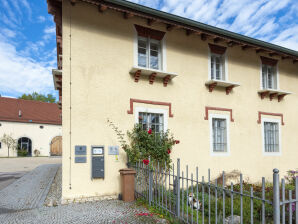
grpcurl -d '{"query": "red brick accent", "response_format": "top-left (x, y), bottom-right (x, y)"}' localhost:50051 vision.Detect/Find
top-left (208, 82), bottom-right (217, 92)
top-left (257, 111), bottom-right (285, 125)
top-left (149, 73), bottom-right (157, 84)
top-left (204, 106), bottom-right (234, 122)
top-left (260, 91), bottom-right (270, 99)
top-left (134, 70), bottom-right (141, 82)
top-left (269, 93), bottom-right (278, 101)
top-left (127, 98), bottom-right (174, 117)
top-left (226, 85), bottom-right (235, 95)
top-left (278, 94), bottom-right (286, 102)
top-left (163, 75), bottom-right (171, 87)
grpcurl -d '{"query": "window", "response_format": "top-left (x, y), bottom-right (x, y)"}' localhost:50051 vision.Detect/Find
top-left (138, 112), bottom-right (164, 134)
top-left (262, 64), bottom-right (277, 89)
top-left (40, 125), bottom-right (44, 129)
top-left (209, 114), bottom-right (230, 155)
top-left (138, 36), bottom-right (161, 70)
top-left (212, 118), bottom-right (227, 152)
top-left (262, 119), bottom-right (281, 154)
top-left (211, 53), bottom-right (225, 80)
top-left (208, 44), bottom-right (227, 81)
top-left (135, 107), bottom-right (168, 135)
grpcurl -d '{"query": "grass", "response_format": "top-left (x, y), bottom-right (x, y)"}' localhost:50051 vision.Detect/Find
top-left (136, 181), bottom-right (296, 224)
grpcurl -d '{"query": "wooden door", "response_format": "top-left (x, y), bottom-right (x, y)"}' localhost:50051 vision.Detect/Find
top-left (50, 136), bottom-right (62, 156)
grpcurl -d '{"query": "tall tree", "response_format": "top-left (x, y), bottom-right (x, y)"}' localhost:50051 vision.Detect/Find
top-left (19, 92), bottom-right (56, 103)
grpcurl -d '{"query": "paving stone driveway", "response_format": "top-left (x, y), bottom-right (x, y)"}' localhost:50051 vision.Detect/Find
top-left (0, 200), bottom-right (162, 224)
top-left (0, 164), bottom-right (59, 212)
top-left (0, 164), bottom-right (164, 223)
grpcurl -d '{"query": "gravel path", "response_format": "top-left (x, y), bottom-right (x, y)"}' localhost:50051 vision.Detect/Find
top-left (0, 164), bottom-right (60, 212)
top-left (44, 166), bottom-right (62, 206)
top-left (0, 200), bottom-right (165, 224)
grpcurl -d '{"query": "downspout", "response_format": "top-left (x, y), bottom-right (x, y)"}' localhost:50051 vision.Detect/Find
top-left (69, 2), bottom-right (72, 190)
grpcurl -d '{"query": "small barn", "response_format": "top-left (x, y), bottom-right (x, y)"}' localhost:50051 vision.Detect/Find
top-left (0, 97), bottom-right (62, 157)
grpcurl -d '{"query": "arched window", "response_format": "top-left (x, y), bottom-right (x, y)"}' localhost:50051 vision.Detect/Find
top-left (18, 137), bottom-right (32, 156)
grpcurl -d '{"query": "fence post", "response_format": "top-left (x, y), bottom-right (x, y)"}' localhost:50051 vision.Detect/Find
top-left (273, 168), bottom-right (280, 224)
top-left (149, 168), bottom-right (153, 206)
top-left (176, 159), bottom-right (180, 217)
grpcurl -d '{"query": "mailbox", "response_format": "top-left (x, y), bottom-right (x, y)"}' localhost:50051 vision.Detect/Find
top-left (91, 146), bottom-right (104, 179)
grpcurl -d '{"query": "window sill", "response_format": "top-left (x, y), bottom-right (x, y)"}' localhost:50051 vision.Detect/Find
top-left (205, 79), bottom-right (240, 94)
top-left (130, 66), bottom-right (177, 86)
top-left (258, 89), bottom-right (292, 102)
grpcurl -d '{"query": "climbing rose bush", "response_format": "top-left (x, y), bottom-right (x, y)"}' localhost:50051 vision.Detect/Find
top-left (108, 119), bottom-right (178, 167)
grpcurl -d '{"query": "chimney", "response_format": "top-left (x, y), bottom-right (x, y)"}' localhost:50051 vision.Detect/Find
top-left (19, 110), bottom-right (22, 117)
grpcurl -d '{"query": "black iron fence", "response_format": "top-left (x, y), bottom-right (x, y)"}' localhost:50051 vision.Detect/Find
top-left (131, 159), bottom-right (298, 224)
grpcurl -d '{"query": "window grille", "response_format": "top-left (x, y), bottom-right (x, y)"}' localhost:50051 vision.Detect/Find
top-left (212, 118), bottom-right (227, 152)
top-left (264, 122), bottom-right (279, 152)
top-left (138, 112), bottom-right (164, 134)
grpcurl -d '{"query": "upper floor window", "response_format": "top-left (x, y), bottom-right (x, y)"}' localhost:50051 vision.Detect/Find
top-left (261, 56), bottom-right (278, 90)
top-left (211, 53), bottom-right (225, 80)
top-left (138, 37), bottom-right (161, 70)
top-left (135, 25), bottom-right (165, 71)
top-left (209, 44), bottom-right (227, 81)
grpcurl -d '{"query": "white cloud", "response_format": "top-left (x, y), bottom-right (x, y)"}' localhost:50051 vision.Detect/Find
top-left (37, 16), bottom-right (46, 23)
top-left (128, 0), bottom-right (298, 51)
top-left (0, 36), bottom-right (56, 97)
top-left (2, 28), bottom-right (17, 38)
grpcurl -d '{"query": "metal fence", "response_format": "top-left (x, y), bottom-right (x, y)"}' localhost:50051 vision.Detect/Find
top-left (131, 159), bottom-right (298, 224)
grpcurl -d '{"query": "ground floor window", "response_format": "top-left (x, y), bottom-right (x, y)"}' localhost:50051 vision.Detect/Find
top-left (209, 114), bottom-right (230, 156)
top-left (262, 118), bottom-right (281, 154)
top-left (135, 107), bottom-right (167, 135)
top-left (18, 137), bottom-right (32, 156)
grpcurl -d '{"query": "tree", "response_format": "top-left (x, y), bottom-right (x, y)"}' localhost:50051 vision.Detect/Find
top-left (19, 92), bottom-right (56, 103)
top-left (0, 134), bottom-right (17, 157)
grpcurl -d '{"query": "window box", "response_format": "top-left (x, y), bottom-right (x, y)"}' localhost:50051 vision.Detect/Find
top-left (258, 89), bottom-right (291, 101)
top-left (130, 66), bottom-right (177, 86)
top-left (205, 80), bottom-right (240, 95)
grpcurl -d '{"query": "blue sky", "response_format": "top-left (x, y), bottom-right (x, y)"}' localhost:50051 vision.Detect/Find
top-left (0, 0), bottom-right (297, 100)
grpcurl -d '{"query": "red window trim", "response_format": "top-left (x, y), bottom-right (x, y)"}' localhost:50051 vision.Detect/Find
top-left (204, 106), bottom-right (234, 122)
top-left (260, 56), bottom-right (278, 66)
top-left (134, 24), bottom-right (165, 40)
top-left (208, 43), bottom-right (227, 55)
top-left (127, 98), bottom-right (174, 117)
top-left (257, 111), bottom-right (284, 125)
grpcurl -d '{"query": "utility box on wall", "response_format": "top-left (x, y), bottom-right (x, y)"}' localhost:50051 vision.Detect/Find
top-left (91, 146), bottom-right (104, 179)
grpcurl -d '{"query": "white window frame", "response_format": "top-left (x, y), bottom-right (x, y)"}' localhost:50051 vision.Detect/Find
top-left (133, 28), bottom-right (167, 72)
top-left (135, 107), bottom-right (168, 133)
top-left (209, 113), bottom-right (230, 156)
top-left (260, 62), bottom-right (279, 90)
top-left (208, 49), bottom-right (228, 81)
top-left (261, 117), bottom-right (282, 156)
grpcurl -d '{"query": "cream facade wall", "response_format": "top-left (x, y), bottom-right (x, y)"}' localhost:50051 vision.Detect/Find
top-left (0, 121), bottom-right (62, 157)
top-left (61, 1), bottom-right (298, 200)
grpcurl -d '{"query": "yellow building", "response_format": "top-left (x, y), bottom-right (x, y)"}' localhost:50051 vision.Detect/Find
top-left (47, 0), bottom-right (298, 201)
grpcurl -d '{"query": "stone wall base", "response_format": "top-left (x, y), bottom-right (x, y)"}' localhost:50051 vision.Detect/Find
top-left (61, 194), bottom-right (118, 205)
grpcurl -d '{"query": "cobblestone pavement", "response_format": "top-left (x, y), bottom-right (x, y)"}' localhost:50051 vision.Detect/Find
top-left (0, 200), bottom-right (164, 224)
top-left (0, 164), bottom-right (60, 212)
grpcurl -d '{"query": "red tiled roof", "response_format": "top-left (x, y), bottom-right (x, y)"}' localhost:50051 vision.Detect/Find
top-left (0, 97), bottom-right (62, 125)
